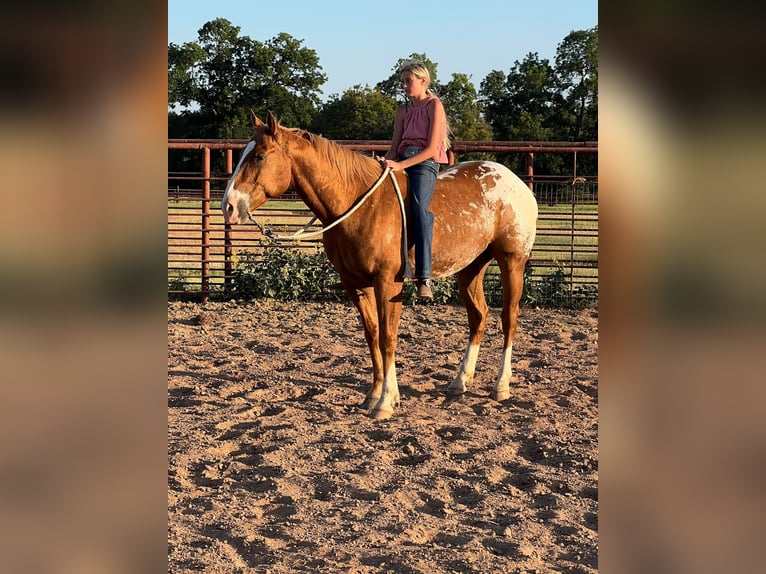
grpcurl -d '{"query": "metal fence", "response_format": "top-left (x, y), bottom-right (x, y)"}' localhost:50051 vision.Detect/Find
top-left (168, 140), bottom-right (597, 306)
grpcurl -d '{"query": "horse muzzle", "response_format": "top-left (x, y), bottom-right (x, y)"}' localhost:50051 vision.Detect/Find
top-left (221, 189), bottom-right (250, 225)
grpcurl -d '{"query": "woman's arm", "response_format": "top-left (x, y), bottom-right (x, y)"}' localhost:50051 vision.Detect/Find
top-left (383, 105), bottom-right (406, 160)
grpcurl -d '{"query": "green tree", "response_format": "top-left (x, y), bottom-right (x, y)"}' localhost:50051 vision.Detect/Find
top-left (552, 26), bottom-right (598, 176)
top-left (480, 53), bottom-right (557, 143)
top-left (504, 52), bottom-right (557, 140)
top-left (168, 41), bottom-right (204, 110)
top-left (168, 18), bottom-right (326, 138)
top-left (439, 73), bottom-right (493, 162)
top-left (554, 26), bottom-right (598, 142)
top-left (311, 85), bottom-right (397, 140)
top-left (477, 24), bottom-right (599, 175)
top-left (479, 53), bottom-right (560, 172)
top-left (257, 32), bottom-right (328, 128)
top-left (439, 73), bottom-right (493, 140)
top-left (479, 70), bottom-right (512, 139)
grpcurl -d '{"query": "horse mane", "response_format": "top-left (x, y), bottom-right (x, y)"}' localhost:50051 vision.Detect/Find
top-left (285, 127), bottom-right (384, 188)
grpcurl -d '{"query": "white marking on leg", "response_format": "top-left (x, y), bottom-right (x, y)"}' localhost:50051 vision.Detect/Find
top-left (494, 343), bottom-right (513, 393)
top-left (372, 363), bottom-right (399, 416)
top-left (450, 342), bottom-right (480, 393)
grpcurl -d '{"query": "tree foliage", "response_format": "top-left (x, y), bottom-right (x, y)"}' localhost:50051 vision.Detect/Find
top-left (168, 21), bottom-right (598, 176)
top-left (439, 73), bottom-right (492, 140)
top-left (478, 26), bottom-right (598, 174)
top-left (554, 26), bottom-right (598, 142)
top-left (438, 73), bottom-right (493, 161)
top-left (168, 18), bottom-right (326, 138)
top-left (310, 85), bottom-right (397, 140)
top-left (481, 52), bottom-right (557, 141)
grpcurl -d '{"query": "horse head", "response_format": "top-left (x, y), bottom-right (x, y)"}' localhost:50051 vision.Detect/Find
top-left (222, 111), bottom-right (293, 225)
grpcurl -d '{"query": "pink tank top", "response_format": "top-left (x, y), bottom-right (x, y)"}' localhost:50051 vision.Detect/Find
top-left (398, 96), bottom-right (448, 164)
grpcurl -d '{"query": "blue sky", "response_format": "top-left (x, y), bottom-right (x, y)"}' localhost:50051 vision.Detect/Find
top-left (168, 0), bottom-right (598, 101)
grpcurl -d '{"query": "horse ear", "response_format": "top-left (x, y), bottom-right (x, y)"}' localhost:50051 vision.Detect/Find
top-left (266, 111), bottom-right (279, 136)
top-left (251, 110), bottom-right (265, 128)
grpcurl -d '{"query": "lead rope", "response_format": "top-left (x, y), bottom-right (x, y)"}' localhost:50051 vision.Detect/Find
top-left (389, 170), bottom-right (413, 279)
top-left (257, 167), bottom-right (412, 277)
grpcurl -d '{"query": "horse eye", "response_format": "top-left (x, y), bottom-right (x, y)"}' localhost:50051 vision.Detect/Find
top-left (253, 154), bottom-right (265, 164)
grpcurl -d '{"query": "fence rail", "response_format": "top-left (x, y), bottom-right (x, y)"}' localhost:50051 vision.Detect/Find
top-left (168, 140), bottom-right (597, 306)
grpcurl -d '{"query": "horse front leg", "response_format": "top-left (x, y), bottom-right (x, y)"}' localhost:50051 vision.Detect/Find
top-left (345, 285), bottom-right (384, 409)
top-left (369, 279), bottom-right (404, 420)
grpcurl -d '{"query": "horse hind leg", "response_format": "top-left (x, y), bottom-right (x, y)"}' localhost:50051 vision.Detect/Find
top-left (449, 253), bottom-right (492, 396)
top-left (491, 252), bottom-right (528, 402)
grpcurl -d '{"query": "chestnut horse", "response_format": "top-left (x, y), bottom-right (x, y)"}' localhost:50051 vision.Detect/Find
top-left (223, 112), bottom-right (538, 420)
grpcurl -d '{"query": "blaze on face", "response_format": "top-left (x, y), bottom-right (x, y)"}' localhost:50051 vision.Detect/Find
top-left (221, 112), bottom-right (292, 224)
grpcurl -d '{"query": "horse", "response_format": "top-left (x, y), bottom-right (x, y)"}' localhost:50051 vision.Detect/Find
top-left (222, 111), bottom-right (538, 420)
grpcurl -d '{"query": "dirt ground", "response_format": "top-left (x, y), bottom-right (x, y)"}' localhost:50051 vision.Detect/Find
top-left (168, 299), bottom-right (598, 573)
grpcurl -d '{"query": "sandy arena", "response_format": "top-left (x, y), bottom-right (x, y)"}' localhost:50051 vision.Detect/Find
top-left (168, 299), bottom-right (598, 573)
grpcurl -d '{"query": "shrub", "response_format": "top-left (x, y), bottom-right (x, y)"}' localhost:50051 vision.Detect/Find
top-left (229, 241), bottom-right (343, 302)
top-left (227, 242), bottom-right (597, 307)
top-left (522, 263), bottom-right (598, 308)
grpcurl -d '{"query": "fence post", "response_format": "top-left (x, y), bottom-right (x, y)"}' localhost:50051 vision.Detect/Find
top-left (569, 151), bottom-right (578, 305)
top-left (525, 152), bottom-right (534, 191)
top-left (224, 148), bottom-right (233, 291)
top-left (201, 147), bottom-right (211, 303)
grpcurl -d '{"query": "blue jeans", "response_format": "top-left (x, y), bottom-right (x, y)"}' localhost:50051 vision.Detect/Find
top-left (400, 146), bottom-right (438, 279)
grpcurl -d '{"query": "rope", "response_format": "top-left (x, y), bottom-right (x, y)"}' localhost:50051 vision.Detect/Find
top-left (390, 171), bottom-right (412, 279)
top-left (254, 166), bottom-right (411, 277)
top-left (258, 167), bottom-right (390, 240)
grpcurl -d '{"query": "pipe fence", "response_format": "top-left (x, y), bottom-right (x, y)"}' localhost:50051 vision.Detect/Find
top-left (168, 140), bottom-right (597, 306)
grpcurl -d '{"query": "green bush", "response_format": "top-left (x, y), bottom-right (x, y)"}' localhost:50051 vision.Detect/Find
top-left (229, 241), bottom-right (343, 302)
top-left (522, 263), bottom-right (598, 308)
top-left (523, 264), bottom-right (570, 307)
top-left (227, 242), bottom-right (597, 307)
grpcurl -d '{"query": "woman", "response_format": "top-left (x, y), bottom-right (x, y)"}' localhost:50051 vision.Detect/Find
top-left (381, 61), bottom-right (449, 299)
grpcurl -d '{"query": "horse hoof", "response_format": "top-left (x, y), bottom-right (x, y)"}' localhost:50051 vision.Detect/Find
top-left (446, 386), bottom-right (466, 397)
top-left (490, 389), bottom-right (510, 402)
top-left (360, 396), bottom-right (378, 410)
top-left (370, 408), bottom-right (394, 421)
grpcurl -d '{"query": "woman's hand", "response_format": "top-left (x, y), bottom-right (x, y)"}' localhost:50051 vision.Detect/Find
top-left (381, 158), bottom-right (404, 172)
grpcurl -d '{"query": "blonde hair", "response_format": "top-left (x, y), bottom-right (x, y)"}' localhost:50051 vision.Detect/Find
top-left (399, 61), bottom-right (432, 95)
top-left (399, 61), bottom-right (452, 152)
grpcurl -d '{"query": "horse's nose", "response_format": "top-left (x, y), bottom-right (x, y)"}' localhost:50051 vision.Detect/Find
top-left (222, 199), bottom-right (237, 223)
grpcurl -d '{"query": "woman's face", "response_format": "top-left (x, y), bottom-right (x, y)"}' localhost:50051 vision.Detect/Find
top-left (401, 71), bottom-right (427, 98)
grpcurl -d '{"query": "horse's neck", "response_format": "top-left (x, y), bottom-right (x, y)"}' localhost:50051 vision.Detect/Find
top-left (290, 149), bottom-right (372, 224)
